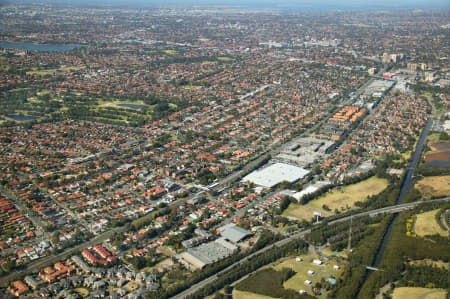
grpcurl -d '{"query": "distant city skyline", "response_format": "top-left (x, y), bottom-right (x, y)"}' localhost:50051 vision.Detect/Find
top-left (2, 0), bottom-right (450, 9)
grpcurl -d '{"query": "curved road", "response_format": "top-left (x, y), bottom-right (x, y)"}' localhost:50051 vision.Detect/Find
top-left (419, 290), bottom-right (447, 299)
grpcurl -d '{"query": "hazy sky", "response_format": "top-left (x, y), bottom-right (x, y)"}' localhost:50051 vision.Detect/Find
top-left (4, 0), bottom-right (450, 7)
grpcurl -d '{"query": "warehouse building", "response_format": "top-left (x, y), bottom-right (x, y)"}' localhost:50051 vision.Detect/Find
top-left (177, 238), bottom-right (238, 270)
top-left (242, 162), bottom-right (310, 188)
top-left (216, 223), bottom-right (253, 243)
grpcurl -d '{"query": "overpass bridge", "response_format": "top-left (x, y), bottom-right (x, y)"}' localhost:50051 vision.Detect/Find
top-left (328, 197), bottom-right (450, 226)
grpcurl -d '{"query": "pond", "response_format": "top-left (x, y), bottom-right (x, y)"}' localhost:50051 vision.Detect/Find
top-left (425, 159), bottom-right (450, 166)
top-left (117, 103), bottom-right (145, 110)
top-left (6, 115), bottom-right (39, 122)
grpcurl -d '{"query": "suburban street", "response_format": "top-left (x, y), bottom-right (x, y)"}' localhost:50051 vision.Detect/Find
top-left (0, 73), bottom-right (409, 288)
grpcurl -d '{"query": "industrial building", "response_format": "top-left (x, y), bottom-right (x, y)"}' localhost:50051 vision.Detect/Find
top-left (277, 136), bottom-right (334, 166)
top-left (177, 238), bottom-right (239, 270)
top-left (242, 162), bottom-right (310, 188)
top-left (216, 223), bottom-right (253, 243)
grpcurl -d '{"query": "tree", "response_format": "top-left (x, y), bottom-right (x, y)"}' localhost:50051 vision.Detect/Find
top-left (279, 196), bottom-right (291, 212)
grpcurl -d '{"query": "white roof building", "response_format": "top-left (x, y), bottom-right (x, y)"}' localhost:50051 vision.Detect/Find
top-left (217, 223), bottom-right (253, 243)
top-left (242, 162), bottom-right (310, 188)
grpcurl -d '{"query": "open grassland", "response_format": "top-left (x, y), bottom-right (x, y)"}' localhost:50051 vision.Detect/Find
top-left (163, 49), bottom-right (177, 54)
top-left (218, 56), bottom-right (233, 61)
top-left (201, 60), bottom-right (217, 65)
top-left (235, 268), bottom-right (301, 298)
top-left (124, 282), bottom-right (139, 292)
top-left (416, 175), bottom-right (450, 198)
top-left (392, 287), bottom-right (447, 299)
top-left (283, 203), bottom-right (330, 221)
top-left (320, 248), bottom-right (348, 259)
top-left (310, 176), bottom-right (388, 211)
top-left (344, 23), bottom-right (376, 28)
top-left (233, 290), bottom-right (278, 299)
top-left (414, 209), bottom-right (447, 237)
top-left (409, 259), bottom-right (449, 269)
top-left (283, 177), bottom-right (388, 221)
top-left (26, 66), bottom-right (85, 76)
top-left (273, 254), bottom-right (342, 298)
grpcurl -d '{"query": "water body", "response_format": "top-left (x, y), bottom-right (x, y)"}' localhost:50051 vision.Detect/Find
top-left (425, 142), bottom-right (450, 166)
top-left (117, 103), bottom-right (145, 110)
top-left (6, 115), bottom-right (39, 122)
top-left (355, 119), bottom-right (432, 299)
top-left (0, 42), bottom-right (85, 52)
top-left (426, 160), bottom-right (450, 166)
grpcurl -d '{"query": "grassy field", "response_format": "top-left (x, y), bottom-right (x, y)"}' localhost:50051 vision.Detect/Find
top-left (344, 23), bottom-right (376, 28)
top-left (26, 66), bottom-right (85, 76)
top-left (201, 61), bottom-right (218, 65)
top-left (394, 151), bottom-right (412, 163)
top-left (273, 254), bottom-right (342, 298)
top-left (283, 203), bottom-right (330, 221)
top-left (427, 133), bottom-right (442, 143)
top-left (218, 56), bottom-right (233, 61)
top-left (283, 176), bottom-right (388, 221)
top-left (141, 258), bottom-right (174, 273)
top-left (74, 288), bottom-right (90, 297)
top-left (233, 290), bottom-right (278, 299)
top-left (181, 85), bottom-right (202, 90)
top-left (235, 268), bottom-right (301, 298)
top-left (392, 287), bottom-right (447, 299)
top-left (414, 209), bottom-right (447, 237)
top-left (309, 176), bottom-right (389, 211)
top-left (416, 175), bottom-right (450, 198)
top-left (320, 248), bottom-right (348, 259)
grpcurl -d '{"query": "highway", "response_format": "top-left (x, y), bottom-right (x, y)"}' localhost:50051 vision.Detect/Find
top-left (327, 197), bottom-right (450, 226)
top-left (173, 229), bottom-right (312, 299)
top-left (172, 197), bottom-right (450, 299)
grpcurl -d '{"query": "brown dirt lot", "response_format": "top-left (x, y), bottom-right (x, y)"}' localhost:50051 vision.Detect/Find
top-left (416, 175), bottom-right (450, 198)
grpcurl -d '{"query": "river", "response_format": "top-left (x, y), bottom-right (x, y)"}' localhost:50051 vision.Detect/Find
top-left (0, 42), bottom-right (85, 52)
top-left (355, 118), bottom-right (432, 298)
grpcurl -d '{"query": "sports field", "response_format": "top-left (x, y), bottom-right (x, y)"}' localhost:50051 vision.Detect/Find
top-left (310, 176), bottom-right (388, 211)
